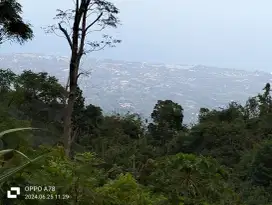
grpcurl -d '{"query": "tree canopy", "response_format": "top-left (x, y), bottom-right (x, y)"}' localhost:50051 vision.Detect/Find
top-left (1, 68), bottom-right (272, 205)
top-left (0, 0), bottom-right (33, 44)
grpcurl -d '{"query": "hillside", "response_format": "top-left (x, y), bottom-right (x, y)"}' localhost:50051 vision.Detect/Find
top-left (1, 53), bottom-right (271, 122)
top-left (1, 64), bottom-right (272, 205)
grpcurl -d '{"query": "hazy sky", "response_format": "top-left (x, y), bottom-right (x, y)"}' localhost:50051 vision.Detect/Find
top-left (2, 0), bottom-right (272, 72)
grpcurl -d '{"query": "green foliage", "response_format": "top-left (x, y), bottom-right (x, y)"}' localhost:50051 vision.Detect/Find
top-left (96, 173), bottom-right (167, 205)
top-left (188, 119), bottom-right (249, 166)
top-left (148, 153), bottom-right (234, 204)
top-left (1, 67), bottom-right (272, 205)
top-left (20, 148), bottom-right (105, 204)
top-left (1, 1), bottom-right (270, 203)
top-left (0, 0), bottom-right (33, 44)
top-left (148, 100), bottom-right (184, 146)
top-left (252, 140), bottom-right (272, 186)
top-left (0, 68), bottom-right (16, 92)
top-left (73, 89), bottom-right (104, 145)
top-left (238, 140), bottom-right (272, 187)
top-left (14, 70), bottom-right (66, 104)
top-left (198, 102), bottom-right (245, 123)
top-left (0, 128), bottom-right (47, 184)
top-left (5, 147), bottom-right (165, 205)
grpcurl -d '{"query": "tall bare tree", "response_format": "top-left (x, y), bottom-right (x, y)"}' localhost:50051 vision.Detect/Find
top-left (48, 0), bottom-right (121, 157)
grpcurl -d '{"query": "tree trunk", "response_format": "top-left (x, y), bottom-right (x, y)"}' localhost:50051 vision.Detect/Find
top-left (60, 0), bottom-right (120, 157)
top-left (63, 60), bottom-right (78, 157)
top-left (63, 91), bottom-right (76, 157)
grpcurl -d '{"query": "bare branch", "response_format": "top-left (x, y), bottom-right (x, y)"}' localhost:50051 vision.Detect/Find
top-left (85, 35), bottom-right (121, 53)
top-left (86, 10), bottom-right (100, 19)
top-left (42, 25), bottom-right (74, 46)
top-left (58, 23), bottom-right (72, 49)
top-left (86, 43), bottom-right (107, 53)
top-left (85, 12), bottom-right (103, 33)
top-left (77, 72), bottom-right (83, 80)
top-left (87, 2), bottom-right (95, 10)
top-left (77, 69), bottom-right (92, 80)
top-left (86, 25), bottom-right (105, 35)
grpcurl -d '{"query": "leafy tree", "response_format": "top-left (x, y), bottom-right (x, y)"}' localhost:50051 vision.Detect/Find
top-left (5, 71), bottom-right (66, 136)
top-left (96, 173), bottom-right (167, 205)
top-left (0, 71), bottom-right (68, 146)
top-left (148, 153), bottom-right (236, 205)
top-left (244, 97), bottom-right (260, 119)
top-left (0, 68), bottom-right (16, 93)
top-left (14, 70), bottom-right (66, 104)
top-left (244, 140), bottom-right (272, 187)
top-left (198, 102), bottom-right (244, 123)
top-left (258, 83), bottom-right (272, 116)
top-left (72, 87), bottom-right (104, 146)
top-left (148, 100), bottom-right (184, 145)
top-left (0, 0), bottom-right (33, 44)
top-left (235, 142), bottom-right (272, 205)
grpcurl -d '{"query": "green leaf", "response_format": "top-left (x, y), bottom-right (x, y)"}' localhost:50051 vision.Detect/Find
top-left (0, 153), bottom-right (47, 183)
top-left (0, 127), bottom-right (41, 138)
top-left (0, 149), bottom-right (32, 161)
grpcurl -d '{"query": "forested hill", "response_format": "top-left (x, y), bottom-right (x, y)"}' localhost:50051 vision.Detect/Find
top-left (1, 53), bottom-right (271, 122)
top-left (1, 68), bottom-right (272, 204)
top-left (1, 0), bottom-right (272, 204)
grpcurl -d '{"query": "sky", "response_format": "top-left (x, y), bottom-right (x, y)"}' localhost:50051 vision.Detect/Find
top-left (2, 0), bottom-right (272, 72)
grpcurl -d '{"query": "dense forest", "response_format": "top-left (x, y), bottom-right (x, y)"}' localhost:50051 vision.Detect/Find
top-left (1, 0), bottom-right (272, 204)
top-left (1, 68), bottom-right (272, 205)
